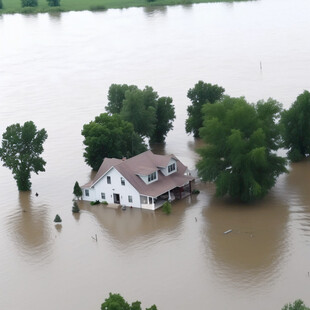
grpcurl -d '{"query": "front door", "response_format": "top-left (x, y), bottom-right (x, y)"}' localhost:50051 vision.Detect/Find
top-left (113, 193), bottom-right (120, 204)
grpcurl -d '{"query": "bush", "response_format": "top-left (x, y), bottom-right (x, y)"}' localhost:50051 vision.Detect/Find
top-left (90, 200), bottom-right (100, 205)
top-left (102, 201), bottom-right (108, 205)
top-left (162, 201), bottom-right (171, 214)
top-left (21, 0), bottom-right (38, 7)
top-left (54, 214), bottom-right (62, 223)
top-left (89, 5), bottom-right (107, 11)
top-left (192, 189), bottom-right (200, 194)
top-left (72, 202), bottom-right (80, 213)
top-left (282, 299), bottom-right (310, 310)
top-left (0, 0), bottom-right (3, 9)
top-left (47, 0), bottom-right (60, 6)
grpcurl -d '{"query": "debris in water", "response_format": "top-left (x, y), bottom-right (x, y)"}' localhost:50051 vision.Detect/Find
top-left (224, 229), bottom-right (232, 234)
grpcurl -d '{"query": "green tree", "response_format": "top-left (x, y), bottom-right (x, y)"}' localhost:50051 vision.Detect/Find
top-left (282, 299), bottom-right (310, 310)
top-left (197, 97), bottom-right (287, 202)
top-left (150, 96), bottom-right (175, 143)
top-left (82, 113), bottom-right (147, 171)
top-left (106, 84), bottom-right (138, 114)
top-left (73, 181), bottom-right (83, 199)
top-left (121, 88), bottom-right (157, 138)
top-left (106, 84), bottom-right (175, 143)
top-left (162, 201), bottom-right (172, 214)
top-left (0, 0), bottom-right (3, 9)
top-left (0, 121), bottom-right (47, 191)
top-left (101, 293), bottom-right (157, 310)
top-left (185, 80), bottom-right (225, 137)
top-left (21, 0), bottom-right (38, 7)
top-left (47, 0), bottom-right (60, 6)
top-left (280, 90), bottom-right (310, 162)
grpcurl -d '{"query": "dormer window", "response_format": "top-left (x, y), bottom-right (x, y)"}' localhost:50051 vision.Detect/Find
top-left (148, 171), bottom-right (157, 182)
top-left (121, 177), bottom-right (125, 186)
top-left (168, 163), bottom-right (176, 173)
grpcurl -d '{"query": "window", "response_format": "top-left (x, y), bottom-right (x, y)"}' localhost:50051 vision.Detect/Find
top-left (107, 176), bottom-right (111, 184)
top-left (128, 195), bottom-right (133, 203)
top-left (148, 171), bottom-right (157, 182)
top-left (85, 189), bottom-right (89, 197)
top-left (168, 163), bottom-right (176, 173)
top-left (121, 177), bottom-right (125, 186)
top-left (101, 193), bottom-right (105, 199)
top-left (149, 197), bottom-right (153, 204)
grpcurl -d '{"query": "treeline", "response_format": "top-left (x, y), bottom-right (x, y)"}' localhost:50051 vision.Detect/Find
top-left (186, 81), bottom-right (310, 202)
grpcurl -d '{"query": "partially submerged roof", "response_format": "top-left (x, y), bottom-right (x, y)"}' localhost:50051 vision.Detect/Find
top-left (82, 150), bottom-right (194, 197)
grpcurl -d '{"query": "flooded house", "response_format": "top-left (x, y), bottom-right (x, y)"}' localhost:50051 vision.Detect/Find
top-left (81, 150), bottom-right (195, 210)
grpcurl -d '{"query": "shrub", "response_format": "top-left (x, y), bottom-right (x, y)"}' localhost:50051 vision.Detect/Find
top-left (89, 5), bottom-right (107, 11)
top-left (0, 0), bottom-right (3, 9)
top-left (162, 201), bottom-right (171, 214)
top-left (73, 181), bottom-right (83, 200)
top-left (282, 299), bottom-right (310, 310)
top-left (54, 214), bottom-right (62, 223)
top-left (90, 200), bottom-right (100, 205)
top-left (72, 202), bottom-right (80, 213)
top-left (102, 201), bottom-right (108, 205)
top-left (192, 189), bottom-right (200, 194)
top-left (47, 0), bottom-right (60, 6)
top-left (21, 0), bottom-right (38, 7)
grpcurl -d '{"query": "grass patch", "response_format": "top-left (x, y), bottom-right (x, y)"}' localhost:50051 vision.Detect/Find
top-left (0, 0), bottom-right (252, 15)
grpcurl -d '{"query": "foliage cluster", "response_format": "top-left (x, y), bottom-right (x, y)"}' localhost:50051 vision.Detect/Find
top-left (197, 96), bottom-right (287, 202)
top-left (82, 113), bottom-right (147, 171)
top-left (0, 0), bottom-right (3, 9)
top-left (162, 201), bottom-right (172, 214)
top-left (47, 0), bottom-right (60, 6)
top-left (281, 90), bottom-right (310, 162)
top-left (101, 293), bottom-right (157, 310)
top-left (282, 299), bottom-right (310, 310)
top-left (21, 0), bottom-right (37, 7)
top-left (0, 121), bottom-right (47, 191)
top-left (90, 200), bottom-right (100, 205)
top-left (106, 84), bottom-right (176, 143)
top-left (73, 181), bottom-right (83, 199)
top-left (185, 80), bottom-right (225, 137)
top-left (54, 214), bottom-right (62, 222)
top-left (72, 202), bottom-right (80, 213)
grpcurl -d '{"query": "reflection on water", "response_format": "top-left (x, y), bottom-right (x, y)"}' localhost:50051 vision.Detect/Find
top-left (6, 192), bottom-right (53, 263)
top-left (202, 183), bottom-right (289, 288)
top-left (143, 6), bottom-right (167, 17)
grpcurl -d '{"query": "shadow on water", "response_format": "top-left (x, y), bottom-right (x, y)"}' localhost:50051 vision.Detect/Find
top-left (6, 192), bottom-right (53, 263)
top-left (201, 185), bottom-right (289, 289)
top-left (48, 12), bottom-right (62, 22)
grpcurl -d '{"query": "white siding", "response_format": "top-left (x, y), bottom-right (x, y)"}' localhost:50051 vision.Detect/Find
top-left (82, 168), bottom-right (141, 208)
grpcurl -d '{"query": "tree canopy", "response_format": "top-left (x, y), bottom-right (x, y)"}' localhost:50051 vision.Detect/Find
top-left (196, 96), bottom-right (287, 202)
top-left (82, 113), bottom-right (147, 171)
top-left (73, 181), bottom-right (83, 199)
top-left (282, 299), bottom-right (310, 310)
top-left (185, 80), bottom-right (225, 137)
top-left (0, 121), bottom-right (48, 191)
top-left (280, 90), bottom-right (310, 162)
top-left (101, 293), bottom-right (157, 310)
top-left (106, 84), bottom-right (175, 143)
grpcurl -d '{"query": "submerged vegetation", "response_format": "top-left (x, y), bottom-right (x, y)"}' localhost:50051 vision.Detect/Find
top-left (0, 0), bottom-right (250, 15)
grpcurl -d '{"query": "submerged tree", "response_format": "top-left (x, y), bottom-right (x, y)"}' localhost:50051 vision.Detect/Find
top-left (106, 84), bottom-right (175, 143)
top-left (185, 80), bottom-right (225, 137)
top-left (101, 293), bottom-right (157, 310)
top-left (280, 90), bottom-right (310, 162)
top-left (0, 121), bottom-right (48, 191)
top-left (82, 113), bottom-right (147, 171)
top-left (282, 299), bottom-right (310, 310)
top-left (197, 96), bottom-right (287, 202)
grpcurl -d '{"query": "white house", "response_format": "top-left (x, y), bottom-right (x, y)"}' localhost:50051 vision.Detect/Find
top-left (81, 150), bottom-right (195, 210)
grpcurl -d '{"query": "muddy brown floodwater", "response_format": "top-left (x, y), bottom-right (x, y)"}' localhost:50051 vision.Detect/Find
top-left (0, 0), bottom-right (310, 309)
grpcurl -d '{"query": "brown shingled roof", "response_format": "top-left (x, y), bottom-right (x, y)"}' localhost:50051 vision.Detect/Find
top-left (83, 150), bottom-right (194, 197)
